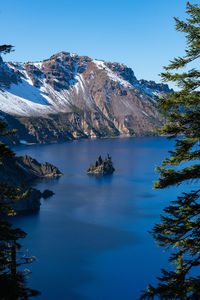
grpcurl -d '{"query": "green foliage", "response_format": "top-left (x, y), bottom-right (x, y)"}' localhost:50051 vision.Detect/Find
top-left (141, 2), bottom-right (200, 299)
top-left (0, 121), bottom-right (40, 298)
top-left (141, 191), bottom-right (200, 299)
top-left (0, 120), bottom-right (40, 299)
top-left (0, 45), bottom-right (14, 55)
top-left (0, 45), bottom-right (39, 299)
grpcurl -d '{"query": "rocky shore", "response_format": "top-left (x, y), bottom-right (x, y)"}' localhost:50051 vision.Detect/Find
top-left (0, 154), bottom-right (63, 212)
top-left (16, 155), bottom-right (63, 178)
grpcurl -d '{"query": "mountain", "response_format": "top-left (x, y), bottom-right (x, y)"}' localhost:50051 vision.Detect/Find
top-left (0, 52), bottom-right (172, 144)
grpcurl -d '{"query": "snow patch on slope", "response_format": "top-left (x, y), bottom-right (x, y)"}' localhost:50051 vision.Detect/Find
top-left (142, 110), bottom-right (149, 117)
top-left (0, 59), bottom-right (93, 116)
top-left (8, 78), bottom-right (49, 105)
top-left (73, 74), bottom-right (85, 95)
top-left (0, 86), bottom-right (53, 116)
top-left (93, 60), bottom-right (132, 88)
top-left (0, 63), bottom-right (72, 116)
top-left (33, 62), bottom-right (43, 68)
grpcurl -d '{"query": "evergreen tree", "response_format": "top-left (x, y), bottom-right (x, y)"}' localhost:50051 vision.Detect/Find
top-left (0, 45), bottom-right (39, 299)
top-left (98, 155), bottom-right (103, 165)
top-left (0, 45), bottom-right (14, 55)
top-left (141, 2), bottom-right (200, 299)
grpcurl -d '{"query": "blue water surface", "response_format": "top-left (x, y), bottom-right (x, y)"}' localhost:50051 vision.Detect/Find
top-left (12, 137), bottom-right (189, 300)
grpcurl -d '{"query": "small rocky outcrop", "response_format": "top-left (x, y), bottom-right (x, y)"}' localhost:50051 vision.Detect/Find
top-left (87, 154), bottom-right (115, 175)
top-left (16, 155), bottom-right (63, 178)
top-left (42, 189), bottom-right (55, 199)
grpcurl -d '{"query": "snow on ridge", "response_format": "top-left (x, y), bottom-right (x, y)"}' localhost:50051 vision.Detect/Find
top-left (70, 53), bottom-right (78, 58)
top-left (7, 62), bottom-right (36, 86)
top-left (93, 60), bottom-right (132, 89)
top-left (0, 65), bottom-right (72, 116)
top-left (33, 62), bottom-right (43, 68)
top-left (0, 58), bottom-right (91, 116)
top-left (142, 110), bottom-right (149, 117)
top-left (55, 52), bottom-right (78, 61)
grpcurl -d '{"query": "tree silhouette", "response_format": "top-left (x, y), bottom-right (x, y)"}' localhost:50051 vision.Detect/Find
top-left (141, 2), bottom-right (200, 299)
top-left (0, 45), bottom-right (40, 299)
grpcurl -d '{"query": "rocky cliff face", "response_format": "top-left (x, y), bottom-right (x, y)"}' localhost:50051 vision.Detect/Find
top-left (0, 52), bottom-right (172, 143)
top-left (16, 155), bottom-right (63, 178)
top-left (0, 154), bottom-right (63, 212)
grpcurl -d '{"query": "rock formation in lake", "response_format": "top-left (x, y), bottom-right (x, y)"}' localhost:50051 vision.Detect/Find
top-left (16, 155), bottom-right (63, 178)
top-left (42, 189), bottom-right (55, 199)
top-left (0, 52), bottom-right (172, 144)
top-left (87, 154), bottom-right (115, 175)
top-left (0, 154), bottom-right (62, 212)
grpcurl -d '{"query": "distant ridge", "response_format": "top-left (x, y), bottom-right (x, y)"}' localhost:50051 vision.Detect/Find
top-left (0, 51), bottom-right (172, 144)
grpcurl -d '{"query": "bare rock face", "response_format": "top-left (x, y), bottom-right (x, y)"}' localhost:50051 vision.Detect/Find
top-left (0, 154), bottom-right (63, 212)
top-left (0, 51), bottom-right (172, 144)
top-left (16, 155), bottom-right (63, 178)
top-left (42, 189), bottom-right (55, 199)
top-left (0, 56), bottom-right (21, 88)
top-left (25, 63), bottom-right (44, 88)
top-left (137, 79), bottom-right (173, 97)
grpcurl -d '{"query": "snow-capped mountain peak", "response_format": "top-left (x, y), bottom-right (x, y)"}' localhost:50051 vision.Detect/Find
top-left (0, 51), bottom-right (172, 143)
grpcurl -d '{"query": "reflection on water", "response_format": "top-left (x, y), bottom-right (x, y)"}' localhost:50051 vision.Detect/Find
top-left (12, 137), bottom-right (185, 299)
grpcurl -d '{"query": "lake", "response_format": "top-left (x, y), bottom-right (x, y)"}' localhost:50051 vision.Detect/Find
top-left (12, 136), bottom-right (186, 299)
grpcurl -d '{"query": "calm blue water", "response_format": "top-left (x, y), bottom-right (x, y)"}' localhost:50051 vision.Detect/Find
top-left (12, 137), bottom-right (188, 300)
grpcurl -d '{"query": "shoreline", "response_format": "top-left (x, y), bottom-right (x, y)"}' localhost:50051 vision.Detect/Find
top-left (11, 133), bottom-right (172, 150)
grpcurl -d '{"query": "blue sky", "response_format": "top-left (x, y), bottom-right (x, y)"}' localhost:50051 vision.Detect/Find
top-left (0, 0), bottom-right (197, 83)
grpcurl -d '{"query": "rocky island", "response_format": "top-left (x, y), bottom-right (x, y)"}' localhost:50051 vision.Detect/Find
top-left (87, 154), bottom-right (115, 175)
